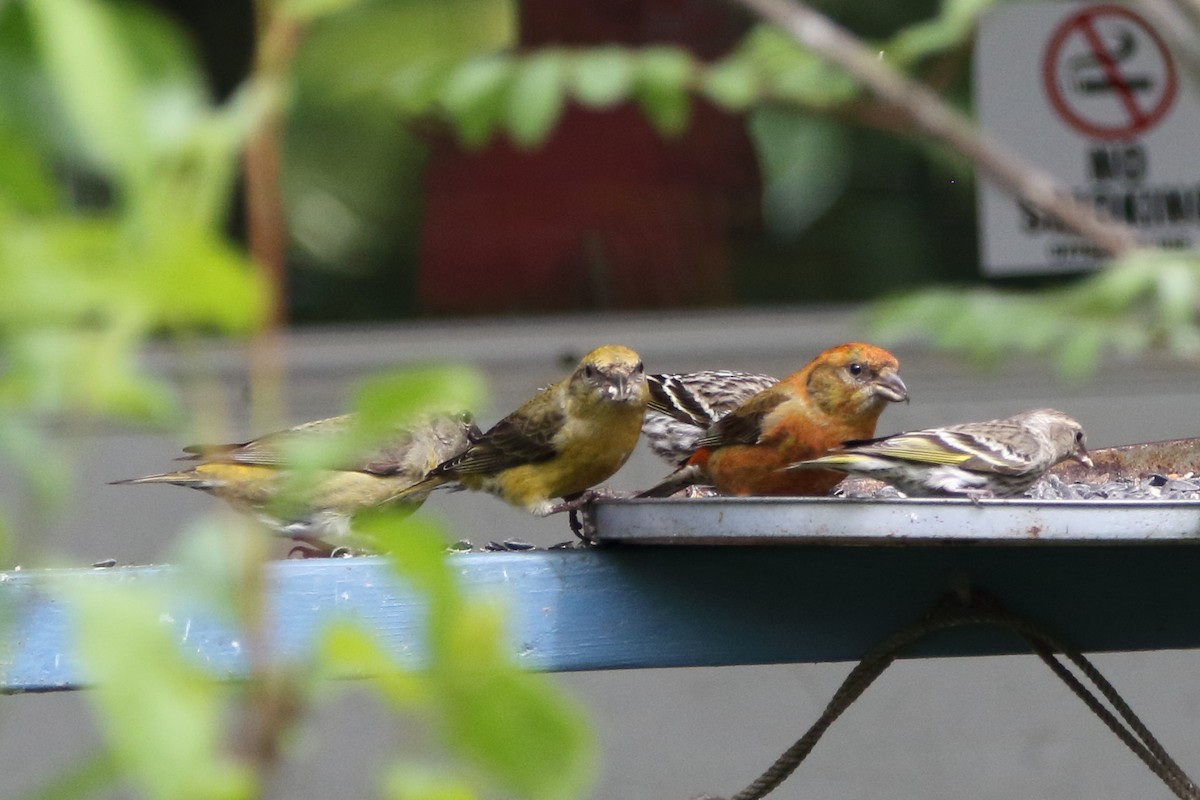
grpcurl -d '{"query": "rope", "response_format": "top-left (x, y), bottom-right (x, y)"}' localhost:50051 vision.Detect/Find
top-left (698, 590), bottom-right (1200, 800)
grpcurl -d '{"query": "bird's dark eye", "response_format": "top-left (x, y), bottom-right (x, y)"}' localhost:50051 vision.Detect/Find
top-left (584, 364), bottom-right (598, 378)
top-left (633, 361), bottom-right (644, 374)
top-left (1075, 431), bottom-right (1084, 443)
top-left (848, 363), bottom-right (864, 376)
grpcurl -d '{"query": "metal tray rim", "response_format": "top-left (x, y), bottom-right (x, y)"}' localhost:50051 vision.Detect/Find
top-left (587, 496), bottom-right (1200, 545)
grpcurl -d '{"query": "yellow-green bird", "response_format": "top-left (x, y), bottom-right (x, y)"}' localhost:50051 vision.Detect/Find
top-left (111, 411), bottom-right (480, 548)
top-left (394, 345), bottom-right (648, 516)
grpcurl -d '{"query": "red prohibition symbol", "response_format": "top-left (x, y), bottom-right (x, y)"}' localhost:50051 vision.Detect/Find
top-left (1042, 4), bottom-right (1178, 140)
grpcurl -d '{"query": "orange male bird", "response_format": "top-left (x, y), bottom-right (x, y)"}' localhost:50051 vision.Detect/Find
top-left (642, 343), bottom-right (908, 497)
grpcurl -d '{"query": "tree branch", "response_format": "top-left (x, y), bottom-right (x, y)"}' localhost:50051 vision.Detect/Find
top-left (735, 0), bottom-right (1141, 257)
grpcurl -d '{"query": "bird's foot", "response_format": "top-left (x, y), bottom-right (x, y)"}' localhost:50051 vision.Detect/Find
top-left (962, 488), bottom-right (995, 506)
top-left (544, 487), bottom-right (633, 543)
top-left (546, 490), bottom-right (607, 544)
top-left (285, 532), bottom-right (357, 558)
top-left (287, 543), bottom-right (325, 559)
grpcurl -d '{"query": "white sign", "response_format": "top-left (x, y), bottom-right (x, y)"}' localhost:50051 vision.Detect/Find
top-left (975, 2), bottom-right (1200, 275)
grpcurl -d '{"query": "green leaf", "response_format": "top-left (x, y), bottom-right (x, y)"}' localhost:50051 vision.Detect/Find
top-left (352, 365), bottom-right (486, 437)
top-left (145, 80), bottom-right (274, 234)
top-left (1074, 257), bottom-right (1154, 314)
top-left (353, 504), bottom-right (594, 799)
top-left (440, 53), bottom-right (514, 148)
top-left (433, 601), bottom-right (595, 800)
top-left (318, 623), bottom-right (429, 707)
top-left (507, 49), bottom-right (567, 149)
top-left (359, 511), bottom-right (456, 603)
top-left (0, 125), bottom-right (57, 212)
top-left (68, 582), bottom-right (254, 800)
top-left (167, 516), bottom-right (272, 622)
top-left (383, 765), bottom-right (478, 800)
top-left (25, 0), bottom-right (146, 183)
top-left (740, 26), bottom-right (859, 108)
top-left (1153, 255), bottom-right (1200, 328)
top-left (1056, 326), bottom-right (1105, 379)
top-left (130, 231), bottom-right (268, 334)
top-left (300, 0), bottom-right (515, 92)
top-left (884, 0), bottom-right (996, 67)
top-left (0, 328), bottom-right (178, 421)
top-left (281, 0), bottom-right (365, 22)
top-left (632, 47), bottom-right (692, 136)
top-left (701, 59), bottom-right (760, 112)
top-left (390, 60), bottom-right (457, 117)
top-left (280, 364), bottom-right (485, 476)
top-left (24, 0), bottom-right (208, 193)
top-left (569, 46), bottom-right (634, 108)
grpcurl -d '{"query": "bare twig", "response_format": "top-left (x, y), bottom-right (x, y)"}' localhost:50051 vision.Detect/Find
top-left (225, 525), bottom-right (306, 796)
top-left (245, 3), bottom-right (299, 329)
top-left (1170, 0), bottom-right (1200, 31)
top-left (245, 1), bottom-right (302, 433)
top-left (232, 2), bottom-right (307, 787)
top-left (734, 0), bottom-right (1140, 257)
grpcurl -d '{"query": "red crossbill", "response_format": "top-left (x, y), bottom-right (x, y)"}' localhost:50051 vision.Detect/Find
top-left (642, 343), bottom-right (908, 497)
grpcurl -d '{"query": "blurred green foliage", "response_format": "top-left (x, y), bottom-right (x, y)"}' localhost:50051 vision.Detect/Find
top-left (2, 0), bottom-right (1197, 794)
top-left (63, 499), bottom-right (594, 800)
top-left (70, 580), bottom-right (255, 800)
top-left (874, 249), bottom-right (1200, 377)
top-left (284, 0), bottom-right (989, 319)
top-left (346, 513), bottom-right (595, 800)
top-left (2, 1), bottom-right (593, 798)
top-left (285, 0), bottom-right (514, 319)
top-left (280, 0), bottom-right (1200, 373)
top-left (0, 0), bottom-right (267, 523)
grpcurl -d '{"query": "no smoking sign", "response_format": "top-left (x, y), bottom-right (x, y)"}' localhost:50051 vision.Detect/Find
top-left (1043, 5), bottom-right (1177, 140)
top-left (975, 2), bottom-right (1200, 275)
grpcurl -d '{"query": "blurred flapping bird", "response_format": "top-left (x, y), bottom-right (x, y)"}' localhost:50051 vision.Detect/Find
top-left (111, 411), bottom-right (480, 547)
top-left (641, 343), bottom-right (908, 497)
top-left (789, 408), bottom-right (1092, 498)
top-left (642, 370), bottom-right (778, 465)
top-left (391, 345), bottom-right (648, 516)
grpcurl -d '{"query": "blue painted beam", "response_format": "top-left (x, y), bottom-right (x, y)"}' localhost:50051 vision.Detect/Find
top-left (4, 544), bottom-right (1200, 693)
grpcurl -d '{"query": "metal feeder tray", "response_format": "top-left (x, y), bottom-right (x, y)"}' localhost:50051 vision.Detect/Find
top-left (586, 496), bottom-right (1200, 546)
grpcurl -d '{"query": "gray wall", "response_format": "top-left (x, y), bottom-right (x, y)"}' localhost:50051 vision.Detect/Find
top-left (2, 308), bottom-right (1198, 798)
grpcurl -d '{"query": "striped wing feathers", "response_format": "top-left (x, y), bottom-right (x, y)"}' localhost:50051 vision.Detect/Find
top-left (844, 422), bottom-right (1040, 476)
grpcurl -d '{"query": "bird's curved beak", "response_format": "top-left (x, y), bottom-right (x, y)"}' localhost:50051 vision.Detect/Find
top-left (607, 374), bottom-right (642, 403)
top-left (1074, 448), bottom-right (1093, 468)
top-left (873, 371), bottom-right (909, 403)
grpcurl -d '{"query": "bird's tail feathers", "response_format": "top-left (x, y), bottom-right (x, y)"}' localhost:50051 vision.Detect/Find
top-left (386, 474), bottom-right (451, 505)
top-left (785, 453), bottom-right (861, 471)
top-left (109, 471), bottom-right (216, 489)
top-left (637, 464), bottom-right (708, 498)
